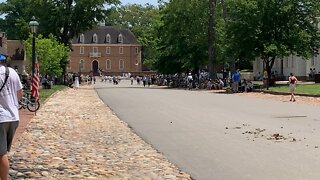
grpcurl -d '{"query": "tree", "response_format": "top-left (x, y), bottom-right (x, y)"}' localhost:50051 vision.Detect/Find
top-left (106, 4), bottom-right (160, 70)
top-left (24, 34), bottom-right (69, 77)
top-left (208, 0), bottom-right (217, 79)
top-left (226, 0), bottom-right (320, 84)
top-left (0, 0), bottom-right (119, 44)
top-left (156, 0), bottom-right (209, 74)
top-left (0, 0), bottom-right (119, 78)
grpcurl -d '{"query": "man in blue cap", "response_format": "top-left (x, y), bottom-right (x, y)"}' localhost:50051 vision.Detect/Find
top-left (0, 54), bottom-right (23, 180)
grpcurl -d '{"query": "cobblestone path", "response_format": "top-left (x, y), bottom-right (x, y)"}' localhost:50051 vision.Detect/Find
top-left (9, 86), bottom-right (191, 180)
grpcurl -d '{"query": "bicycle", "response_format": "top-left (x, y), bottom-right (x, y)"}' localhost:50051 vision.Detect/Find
top-left (19, 91), bottom-right (40, 112)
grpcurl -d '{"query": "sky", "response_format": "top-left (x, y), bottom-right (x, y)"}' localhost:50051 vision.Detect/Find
top-left (121, 0), bottom-right (159, 6)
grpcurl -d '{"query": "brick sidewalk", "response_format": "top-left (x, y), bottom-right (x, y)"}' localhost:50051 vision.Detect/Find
top-left (14, 109), bottom-right (35, 143)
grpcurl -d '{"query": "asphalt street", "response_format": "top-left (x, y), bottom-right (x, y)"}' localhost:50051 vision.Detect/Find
top-left (95, 80), bottom-right (320, 180)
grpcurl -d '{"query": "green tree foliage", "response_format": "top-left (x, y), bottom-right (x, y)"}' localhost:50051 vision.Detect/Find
top-left (0, 0), bottom-right (119, 77)
top-left (226, 0), bottom-right (320, 79)
top-left (106, 4), bottom-right (160, 70)
top-left (0, 0), bottom-right (119, 45)
top-left (156, 0), bottom-right (210, 74)
top-left (0, 0), bottom-right (33, 40)
top-left (24, 34), bottom-right (69, 77)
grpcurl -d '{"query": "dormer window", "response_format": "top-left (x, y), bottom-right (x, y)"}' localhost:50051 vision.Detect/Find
top-left (79, 34), bottom-right (85, 43)
top-left (93, 34), bottom-right (98, 43)
top-left (118, 34), bottom-right (123, 43)
top-left (106, 34), bottom-right (111, 43)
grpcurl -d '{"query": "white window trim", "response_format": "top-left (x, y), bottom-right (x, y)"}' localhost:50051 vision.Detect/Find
top-left (79, 59), bottom-right (84, 71)
top-left (135, 47), bottom-right (139, 54)
top-left (119, 59), bottom-right (124, 70)
top-left (312, 55), bottom-right (316, 66)
top-left (106, 59), bottom-right (111, 70)
top-left (106, 34), bottom-right (111, 43)
top-left (80, 34), bottom-right (84, 43)
top-left (93, 34), bottom-right (98, 43)
top-left (118, 34), bottom-right (123, 43)
top-left (106, 47), bottom-right (111, 54)
top-left (93, 47), bottom-right (98, 53)
top-left (80, 47), bottom-right (84, 54)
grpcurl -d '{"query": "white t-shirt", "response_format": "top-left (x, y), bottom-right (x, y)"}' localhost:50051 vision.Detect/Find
top-left (0, 65), bottom-right (23, 123)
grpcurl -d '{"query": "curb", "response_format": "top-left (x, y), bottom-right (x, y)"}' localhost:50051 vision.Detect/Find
top-left (252, 89), bottom-right (320, 97)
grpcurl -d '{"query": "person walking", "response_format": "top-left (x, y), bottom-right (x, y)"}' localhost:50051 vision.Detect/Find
top-left (288, 73), bottom-right (298, 102)
top-left (232, 69), bottom-right (241, 93)
top-left (0, 55), bottom-right (23, 180)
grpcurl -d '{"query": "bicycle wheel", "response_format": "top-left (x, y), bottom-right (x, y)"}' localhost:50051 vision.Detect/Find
top-left (18, 97), bottom-right (28, 110)
top-left (27, 100), bottom-right (40, 112)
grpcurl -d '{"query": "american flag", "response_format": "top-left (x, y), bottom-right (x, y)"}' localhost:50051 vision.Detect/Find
top-left (31, 57), bottom-right (40, 101)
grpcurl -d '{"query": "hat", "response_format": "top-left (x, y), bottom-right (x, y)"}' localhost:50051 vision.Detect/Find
top-left (0, 54), bottom-right (7, 61)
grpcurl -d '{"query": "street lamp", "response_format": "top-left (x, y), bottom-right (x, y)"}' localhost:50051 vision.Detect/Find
top-left (29, 16), bottom-right (39, 77)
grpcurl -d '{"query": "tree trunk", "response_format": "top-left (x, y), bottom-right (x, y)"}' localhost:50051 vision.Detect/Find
top-left (264, 56), bottom-right (276, 89)
top-left (208, 0), bottom-right (217, 79)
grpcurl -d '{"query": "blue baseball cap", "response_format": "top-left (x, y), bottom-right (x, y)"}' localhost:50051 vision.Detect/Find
top-left (0, 54), bottom-right (7, 61)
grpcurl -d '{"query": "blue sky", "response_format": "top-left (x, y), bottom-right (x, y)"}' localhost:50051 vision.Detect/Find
top-left (0, 0), bottom-right (159, 6)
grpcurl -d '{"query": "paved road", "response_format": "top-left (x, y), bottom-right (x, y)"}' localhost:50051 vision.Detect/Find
top-left (95, 80), bottom-right (320, 180)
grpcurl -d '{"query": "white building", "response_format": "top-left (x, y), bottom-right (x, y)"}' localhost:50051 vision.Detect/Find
top-left (253, 55), bottom-right (320, 81)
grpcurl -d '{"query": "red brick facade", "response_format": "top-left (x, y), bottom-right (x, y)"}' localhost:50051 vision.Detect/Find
top-left (68, 26), bottom-right (142, 75)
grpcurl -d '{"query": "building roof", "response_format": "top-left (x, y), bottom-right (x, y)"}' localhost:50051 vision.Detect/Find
top-left (72, 26), bottom-right (139, 45)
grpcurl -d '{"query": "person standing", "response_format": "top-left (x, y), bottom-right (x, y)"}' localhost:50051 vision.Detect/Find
top-left (288, 73), bottom-right (298, 102)
top-left (232, 69), bottom-right (241, 93)
top-left (0, 56), bottom-right (23, 180)
top-left (130, 76), bottom-right (134, 85)
top-left (74, 76), bottom-right (79, 89)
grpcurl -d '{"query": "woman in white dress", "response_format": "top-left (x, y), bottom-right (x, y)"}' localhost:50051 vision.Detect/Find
top-left (74, 76), bottom-right (79, 88)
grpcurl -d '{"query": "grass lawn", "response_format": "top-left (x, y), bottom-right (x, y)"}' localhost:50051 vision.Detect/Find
top-left (267, 84), bottom-right (320, 95)
top-left (39, 85), bottom-right (68, 103)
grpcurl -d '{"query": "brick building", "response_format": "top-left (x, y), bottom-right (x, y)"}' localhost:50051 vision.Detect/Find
top-left (69, 26), bottom-right (142, 76)
top-left (0, 32), bottom-right (26, 75)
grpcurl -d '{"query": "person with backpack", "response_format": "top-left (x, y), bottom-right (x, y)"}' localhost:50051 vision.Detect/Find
top-left (0, 54), bottom-right (23, 180)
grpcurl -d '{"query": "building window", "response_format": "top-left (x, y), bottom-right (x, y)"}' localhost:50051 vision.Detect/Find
top-left (135, 47), bottom-right (139, 54)
top-left (93, 34), bottom-right (98, 43)
top-left (118, 34), bottom-right (123, 43)
top-left (106, 59), bottom-right (111, 70)
top-left (106, 34), bottom-right (111, 43)
top-left (93, 47), bottom-right (98, 53)
top-left (80, 47), bottom-right (84, 54)
top-left (135, 58), bottom-right (139, 65)
top-left (79, 34), bottom-right (85, 43)
top-left (119, 47), bottom-right (123, 54)
top-left (312, 55), bottom-right (316, 66)
top-left (291, 55), bottom-right (294, 68)
top-left (285, 57), bottom-right (289, 68)
top-left (119, 59), bottom-right (124, 70)
top-left (79, 59), bottom-right (84, 71)
top-left (106, 47), bottom-right (111, 54)
top-left (67, 59), bottom-right (71, 70)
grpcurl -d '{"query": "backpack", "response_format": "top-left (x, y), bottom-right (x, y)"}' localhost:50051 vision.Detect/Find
top-left (0, 67), bottom-right (9, 92)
